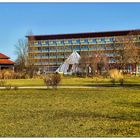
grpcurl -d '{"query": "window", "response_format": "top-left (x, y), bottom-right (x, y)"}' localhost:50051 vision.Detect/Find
top-left (105, 38), bottom-right (110, 42)
top-left (93, 39), bottom-right (97, 43)
top-left (76, 39), bottom-right (80, 44)
top-left (127, 65), bottom-right (132, 72)
top-left (101, 45), bottom-right (106, 50)
top-left (80, 39), bottom-right (88, 44)
top-left (34, 41), bottom-right (39, 46)
top-left (38, 41), bottom-right (42, 46)
top-left (68, 46), bottom-right (72, 49)
top-left (92, 46), bottom-right (97, 50)
top-left (81, 46), bottom-right (88, 51)
top-left (88, 38), bottom-right (97, 44)
top-left (97, 45), bottom-right (104, 50)
top-left (101, 38), bottom-right (105, 42)
top-left (68, 40), bottom-right (72, 44)
top-left (109, 38), bottom-right (114, 42)
top-left (88, 39), bottom-right (93, 43)
top-left (73, 46), bottom-right (80, 51)
top-left (40, 41), bottom-right (49, 46)
top-left (106, 53), bottom-right (116, 57)
top-left (56, 40), bottom-right (64, 46)
top-left (137, 64), bottom-right (140, 73)
top-left (49, 41), bottom-right (56, 46)
top-left (64, 40), bottom-right (72, 45)
top-left (109, 58), bottom-right (116, 63)
top-left (72, 39), bottom-right (80, 45)
top-left (38, 47), bottom-right (42, 51)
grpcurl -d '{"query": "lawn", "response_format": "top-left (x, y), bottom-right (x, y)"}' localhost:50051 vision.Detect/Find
top-left (0, 88), bottom-right (139, 137)
top-left (3, 76), bottom-right (140, 87)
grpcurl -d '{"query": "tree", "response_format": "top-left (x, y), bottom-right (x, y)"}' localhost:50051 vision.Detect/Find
top-left (90, 50), bottom-right (109, 76)
top-left (15, 39), bottom-right (28, 72)
top-left (78, 56), bottom-right (89, 77)
top-left (15, 31), bottom-right (37, 78)
top-left (115, 31), bottom-right (140, 74)
top-left (79, 50), bottom-right (109, 76)
top-left (123, 32), bottom-right (140, 74)
top-left (25, 32), bottom-right (38, 78)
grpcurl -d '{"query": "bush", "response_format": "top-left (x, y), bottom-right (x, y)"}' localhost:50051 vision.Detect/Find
top-left (44, 73), bottom-right (61, 89)
top-left (111, 78), bottom-right (115, 85)
top-left (44, 75), bottom-right (52, 88)
top-left (109, 69), bottom-right (124, 86)
top-left (102, 71), bottom-right (109, 78)
top-left (51, 73), bottom-right (61, 88)
top-left (0, 80), bottom-right (6, 87)
top-left (5, 84), bottom-right (12, 90)
top-left (0, 70), bottom-right (35, 79)
top-left (13, 85), bottom-right (19, 90)
top-left (119, 78), bottom-right (124, 86)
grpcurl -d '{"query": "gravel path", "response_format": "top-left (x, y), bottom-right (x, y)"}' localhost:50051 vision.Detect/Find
top-left (0, 86), bottom-right (122, 89)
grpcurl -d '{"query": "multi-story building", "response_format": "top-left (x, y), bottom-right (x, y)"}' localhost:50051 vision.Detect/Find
top-left (27, 29), bottom-right (140, 73)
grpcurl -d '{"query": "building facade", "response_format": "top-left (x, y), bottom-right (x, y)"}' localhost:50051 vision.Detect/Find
top-left (0, 53), bottom-right (15, 71)
top-left (27, 29), bottom-right (140, 73)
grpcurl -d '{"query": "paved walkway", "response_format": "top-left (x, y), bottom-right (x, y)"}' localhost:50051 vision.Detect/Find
top-left (0, 86), bottom-right (122, 89)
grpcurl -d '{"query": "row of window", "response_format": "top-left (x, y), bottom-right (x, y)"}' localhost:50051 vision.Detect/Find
top-left (30, 52), bottom-right (119, 60)
top-left (34, 61), bottom-right (64, 65)
top-left (30, 36), bottom-right (140, 47)
top-left (30, 37), bottom-right (116, 46)
top-left (34, 59), bottom-right (118, 65)
top-left (29, 45), bottom-right (123, 52)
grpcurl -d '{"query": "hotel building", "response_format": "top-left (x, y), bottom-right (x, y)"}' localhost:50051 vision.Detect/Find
top-left (27, 29), bottom-right (140, 73)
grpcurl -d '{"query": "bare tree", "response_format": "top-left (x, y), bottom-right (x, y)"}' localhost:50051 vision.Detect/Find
top-left (26, 31), bottom-right (38, 78)
top-left (78, 56), bottom-right (89, 76)
top-left (89, 49), bottom-right (109, 76)
top-left (79, 50), bottom-right (109, 76)
top-left (15, 39), bottom-right (28, 72)
top-left (123, 31), bottom-right (140, 74)
top-left (115, 31), bottom-right (140, 74)
top-left (15, 31), bottom-right (37, 78)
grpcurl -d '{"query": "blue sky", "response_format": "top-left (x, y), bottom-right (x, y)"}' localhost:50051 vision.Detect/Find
top-left (0, 3), bottom-right (140, 60)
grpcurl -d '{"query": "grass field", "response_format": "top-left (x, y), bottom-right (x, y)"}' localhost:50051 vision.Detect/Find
top-left (3, 76), bottom-right (140, 87)
top-left (0, 88), bottom-right (140, 137)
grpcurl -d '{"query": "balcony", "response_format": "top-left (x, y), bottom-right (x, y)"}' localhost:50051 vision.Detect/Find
top-left (49, 56), bottom-right (57, 58)
top-left (49, 49), bottom-right (57, 52)
top-left (56, 55), bottom-right (65, 58)
top-left (57, 50), bottom-right (65, 52)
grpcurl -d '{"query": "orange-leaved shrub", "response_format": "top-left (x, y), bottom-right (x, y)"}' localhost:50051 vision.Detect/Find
top-left (108, 69), bottom-right (124, 86)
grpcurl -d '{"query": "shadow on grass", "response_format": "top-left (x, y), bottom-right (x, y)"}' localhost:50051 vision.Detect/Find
top-left (89, 83), bottom-right (140, 89)
top-left (52, 110), bottom-right (140, 121)
top-left (115, 101), bottom-right (140, 108)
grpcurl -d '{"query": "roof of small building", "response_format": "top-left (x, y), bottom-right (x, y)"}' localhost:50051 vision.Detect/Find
top-left (0, 59), bottom-right (15, 65)
top-left (0, 53), bottom-right (9, 59)
top-left (0, 53), bottom-right (15, 65)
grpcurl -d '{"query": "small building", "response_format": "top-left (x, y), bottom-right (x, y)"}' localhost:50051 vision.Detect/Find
top-left (0, 53), bottom-right (15, 71)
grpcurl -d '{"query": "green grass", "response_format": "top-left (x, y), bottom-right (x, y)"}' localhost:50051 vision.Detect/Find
top-left (3, 76), bottom-right (140, 87)
top-left (0, 88), bottom-right (139, 137)
top-left (5, 79), bottom-right (44, 86)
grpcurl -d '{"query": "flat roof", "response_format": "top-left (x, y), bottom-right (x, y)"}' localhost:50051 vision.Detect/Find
top-left (26, 29), bottom-right (140, 40)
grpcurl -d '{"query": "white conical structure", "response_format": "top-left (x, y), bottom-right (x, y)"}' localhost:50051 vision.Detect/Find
top-left (56, 51), bottom-right (81, 74)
